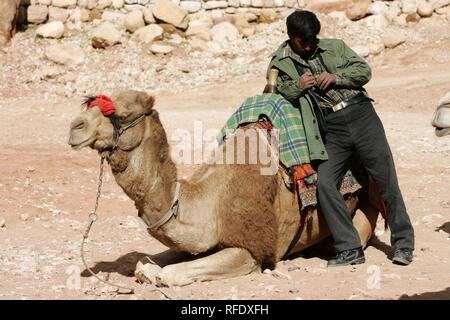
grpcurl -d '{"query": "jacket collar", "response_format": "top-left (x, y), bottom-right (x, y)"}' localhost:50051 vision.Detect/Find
top-left (272, 39), bottom-right (327, 61)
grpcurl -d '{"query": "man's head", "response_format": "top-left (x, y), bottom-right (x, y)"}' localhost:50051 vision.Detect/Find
top-left (286, 10), bottom-right (321, 57)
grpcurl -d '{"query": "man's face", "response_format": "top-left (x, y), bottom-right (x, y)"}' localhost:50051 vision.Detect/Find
top-left (291, 36), bottom-right (316, 58)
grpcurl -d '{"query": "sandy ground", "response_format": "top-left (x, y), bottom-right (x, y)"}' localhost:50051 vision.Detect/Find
top-left (1, 40), bottom-right (450, 300)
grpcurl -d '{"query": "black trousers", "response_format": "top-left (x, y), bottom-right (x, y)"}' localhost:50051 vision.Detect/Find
top-left (316, 100), bottom-right (415, 252)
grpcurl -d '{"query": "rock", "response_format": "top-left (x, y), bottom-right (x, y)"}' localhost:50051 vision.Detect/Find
top-left (251, 0), bottom-right (275, 7)
top-left (352, 45), bottom-right (370, 57)
top-left (37, 0), bottom-right (52, 5)
top-left (210, 21), bottom-right (239, 44)
top-left (131, 24), bottom-right (163, 43)
top-left (101, 11), bottom-right (126, 25)
top-left (345, 0), bottom-right (371, 21)
top-left (36, 21), bottom-right (65, 38)
top-left (180, 1), bottom-right (202, 13)
top-left (91, 22), bottom-right (122, 48)
top-left (367, 1), bottom-right (389, 15)
top-left (204, 1), bottom-right (229, 10)
top-left (417, 1), bottom-right (433, 17)
top-left (385, 3), bottom-right (402, 22)
top-left (44, 43), bottom-right (85, 65)
top-left (112, 0), bottom-right (125, 8)
top-left (406, 12), bottom-right (421, 22)
top-left (383, 31), bottom-right (406, 49)
top-left (48, 7), bottom-right (69, 22)
top-left (89, 9), bottom-right (102, 21)
top-left (189, 38), bottom-right (208, 51)
top-left (27, 5), bottom-right (49, 24)
top-left (0, 218), bottom-right (5, 228)
top-left (20, 213), bottom-right (30, 221)
top-left (401, 0), bottom-right (418, 14)
top-left (124, 10), bottom-right (145, 33)
top-left (289, 288), bottom-right (300, 294)
top-left (186, 18), bottom-right (213, 41)
top-left (98, 0), bottom-right (112, 9)
top-left (152, 0), bottom-right (189, 29)
top-left (369, 42), bottom-right (385, 55)
top-left (149, 43), bottom-right (173, 54)
top-left (393, 13), bottom-right (408, 26)
top-left (52, 0), bottom-right (77, 8)
top-left (306, 0), bottom-right (354, 14)
top-left (260, 8), bottom-right (279, 22)
top-left (240, 0), bottom-right (251, 6)
top-left (272, 270), bottom-right (291, 280)
top-left (143, 8), bottom-right (156, 24)
top-left (228, 0), bottom-right (240, 7)
top-left (263, 268), bottom-right (272, 274)
top-left (234, 14), bottom-right (256, 37)
top-left (0, 0), bottom-right (20, 47)
top-left (431, 0), bottom-right (450, 10)
top-left (364, 14), bottom-right (389, 29)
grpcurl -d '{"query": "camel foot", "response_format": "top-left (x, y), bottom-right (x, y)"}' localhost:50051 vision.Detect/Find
top-left (135, 258), bottom-right (162, 285)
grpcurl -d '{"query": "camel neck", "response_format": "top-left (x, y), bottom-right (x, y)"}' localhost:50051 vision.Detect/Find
top-left (107, 115), bottom-right (178, 224)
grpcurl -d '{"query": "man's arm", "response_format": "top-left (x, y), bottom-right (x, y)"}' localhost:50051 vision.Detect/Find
top-left (334, 40), bottom-right (372, 88)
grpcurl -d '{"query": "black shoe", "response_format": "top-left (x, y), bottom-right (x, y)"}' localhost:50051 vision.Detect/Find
top-left (327, 247), bottom-right (365, 267)
top-left (392, 248), bottom-right (413, 265)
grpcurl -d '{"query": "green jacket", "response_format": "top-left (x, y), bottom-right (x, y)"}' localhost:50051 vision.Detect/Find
top-left (267, 38), bottom-right (372, 162)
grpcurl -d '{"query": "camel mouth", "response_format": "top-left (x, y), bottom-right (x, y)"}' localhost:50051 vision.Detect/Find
top-left (435, 127), bottom-right (450, 137)
top-left (69, 138), bottom-right (93, 150)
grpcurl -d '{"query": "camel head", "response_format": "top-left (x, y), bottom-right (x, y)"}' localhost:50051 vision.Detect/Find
top-left (431, 93), bottom-right (450, 137)
top-left (68, 90), bottom-right (155, 152)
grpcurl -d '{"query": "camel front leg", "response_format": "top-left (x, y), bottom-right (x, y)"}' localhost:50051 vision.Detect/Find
top-left (155, 248), bottom-right (260, 287)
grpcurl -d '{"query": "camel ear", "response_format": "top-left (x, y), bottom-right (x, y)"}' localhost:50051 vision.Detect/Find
top-left (137, 92), bottom-right (155, 115)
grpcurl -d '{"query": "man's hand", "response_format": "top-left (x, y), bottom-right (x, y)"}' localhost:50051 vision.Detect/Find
top-left (298, 71), bottom-right (316, 90)
top-left (316, 72), bottom-right (337, 91)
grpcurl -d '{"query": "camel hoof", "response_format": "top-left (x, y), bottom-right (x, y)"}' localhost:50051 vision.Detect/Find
top-left (155, 266), bottom-right (193, 287)
top-left (134, 260), bottom-right (162, 285)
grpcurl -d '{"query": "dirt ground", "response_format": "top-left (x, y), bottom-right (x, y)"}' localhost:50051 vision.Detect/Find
top-left (1, 36), bottom-right (450, 300)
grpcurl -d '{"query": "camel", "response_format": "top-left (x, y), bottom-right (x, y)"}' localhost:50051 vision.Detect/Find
top-left (0, 0), bottom-right (20, 47)
top-left (431, 92), bottom-right (450, 137)
top-left (68, 90), bottom-right (380, 287)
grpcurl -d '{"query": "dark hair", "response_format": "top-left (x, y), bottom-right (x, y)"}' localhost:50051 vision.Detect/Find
top-left (286, 10), bottom-right (321, 44)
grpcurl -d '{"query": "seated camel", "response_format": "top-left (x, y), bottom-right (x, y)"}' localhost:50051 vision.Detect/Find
top-left (68, 90), bottom-right (380, 287)
top-left (431, 92), bottom-right (450, 137)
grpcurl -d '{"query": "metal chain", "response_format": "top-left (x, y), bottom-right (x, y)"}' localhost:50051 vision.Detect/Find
top-left (80, 154), bottom-right (174, 299)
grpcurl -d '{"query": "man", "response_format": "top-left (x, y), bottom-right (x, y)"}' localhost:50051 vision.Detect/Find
top-left (267, 10), bottom-right (415, 267)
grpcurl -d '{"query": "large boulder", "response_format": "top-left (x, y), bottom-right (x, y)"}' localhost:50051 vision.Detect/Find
top-left (44, 44), bottom-right (85, 65)
top-left (345, 0), bottom-right (371, 21)
top-left (210, 22), bottom-right (239, 44)
top-left (131, 24), bottom-right (164, 43)
top-left (417, 1), bottom-right (433, 17)
top-left (152, 0), bottom-right (189, 29)
top-left (124, 10), bottom-right (145, 33)
top-left (36, 21), bottom-right (65, 38)
top-left (91, 22), bottom-right (122, 48)
top-left (0, 0), bottom-right (20, 47)
top-left (27, 5), bottom-right (49, 24)
top-left (306, 0), bottom-right (354, 13)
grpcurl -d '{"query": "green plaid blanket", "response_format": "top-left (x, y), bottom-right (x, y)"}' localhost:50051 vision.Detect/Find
top-left (218, 94), bottom-right (310, 168)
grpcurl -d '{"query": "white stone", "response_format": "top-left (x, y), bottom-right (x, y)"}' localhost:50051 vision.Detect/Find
top-left (210, 21), bottom-right (239, 44)
top-left (91, 22), bottom-right (122, 48)
top-left (37, 0), bottom-right (52, 5)
top-left (36, 21), bottom-right (65, 38)
top-left (98, 0), bottom-right (112, 9)
top-left (124, 10), bottom-right (145, 32)
top-left (393, 13), bottom-right (408, 26)
top-left (186, 17), bottom-right (213, 40)
top-left (131, 24), bottom-right (163, 43)
top-left (401, 0), bottom-right (418, 15)
top-left (153, 0), bottom-right (189, 29)
top-left (143, 8), bottom-right (156, 24)
top-left (228, 0), bottom-right (240, 7)
top-left (352, 45), bottom-right (370, 57)
top-left (205, 1), bottom-right (228, 9)
top-left (101, 11), bottom-right (126, 25)
top-left (149, 43), bottom-right (173, 54)
top-left (189, 38), bottom-right (208, 51)
top-left (417, 1), bottom-right (433, 17)
top-left (49, 7), bottom-right (69, 22)
top-left (383, 31), bottom-right (406, 48)
top-left (44, 43), bottom-right (85, 65)
top-left (369, 42), bottom-right (385, 55)
top-left (367, 1), bottom-right (389, 15)
top-left (112, 0), bottom-right (125, 8)
top-left (431, 0), bottom-right (450, 10)
top-left (240, 0), bottom-right (251, 6)
top-left (274, 0), bottom-right (284, 6)
top-left (0, 218), bottom-right (5, 228)
top-left (364, 14), bottom-right (389, 29)
top-left (52, 0), bottom-right (77, 8)
top-left (27, 5), bottom-right (49, 24)
top-left (180, 1), bottom-right (202, 13)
